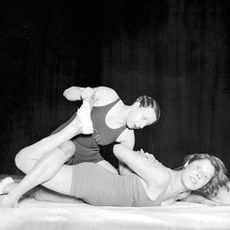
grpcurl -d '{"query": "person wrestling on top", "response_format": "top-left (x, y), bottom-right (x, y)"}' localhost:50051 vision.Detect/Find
top-left (0, 100), bottom-right (228, 208)
top-left (54, 86), bottom-right (160, 174)
top-left (15, 86), bottom-right (160, 179)
top-left (0, 86), bottom-right (160, 205)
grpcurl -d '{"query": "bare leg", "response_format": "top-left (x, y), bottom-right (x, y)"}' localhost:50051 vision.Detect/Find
top-left (97, 160), bottom-right (118, 174)
top-left (32, 187), bottom-right (80, 203)
top-left (0, 101), bottom-right (93, 208)
top-left (0, 163), bottom-right (74, 207)
top-left (1, 181), bottom-right (78, 203)
top-left (16, 101), bottom-right (92, 166)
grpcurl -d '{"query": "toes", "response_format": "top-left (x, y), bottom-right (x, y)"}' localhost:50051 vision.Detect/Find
top-left (0, 177), bottom-right (14, 195)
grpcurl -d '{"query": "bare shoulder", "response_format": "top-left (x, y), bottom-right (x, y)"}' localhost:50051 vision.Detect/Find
top-left (146, 169), bottom-right (171, 201)
top-left (93, 86), bottom-right (120, 106)
top-left (95, 86), bottom-right (119, 99)
top-left (148, 165), bottom-right (171, 188)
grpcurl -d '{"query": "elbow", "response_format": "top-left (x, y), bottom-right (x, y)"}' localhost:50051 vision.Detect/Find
top-left (113, 144), bottom-right (120, 157)
top-left (113, 144), bottom-right (120, 152)
top-left (63, 87), bottom-right (71, 98)
top-left (113, 144), bottom-right (125, 157)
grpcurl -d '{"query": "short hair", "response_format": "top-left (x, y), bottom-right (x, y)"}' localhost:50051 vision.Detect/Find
top-left (184, 153), bottom-right (229, 198)
top-left (134, 95), bottom-right (160, 124)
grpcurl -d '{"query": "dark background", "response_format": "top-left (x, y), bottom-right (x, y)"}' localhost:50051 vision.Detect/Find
top-left (0, 0), bottom-right (230, 174)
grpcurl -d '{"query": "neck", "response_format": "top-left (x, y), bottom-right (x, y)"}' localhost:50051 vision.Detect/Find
top-left (168, 169), bottom-right (189, 195)
top-left (113, 103), bottom-right (133, 126)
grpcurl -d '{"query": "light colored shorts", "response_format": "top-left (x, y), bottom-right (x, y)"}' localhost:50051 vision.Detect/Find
top-left (70, 163), bottom-right (134, 206)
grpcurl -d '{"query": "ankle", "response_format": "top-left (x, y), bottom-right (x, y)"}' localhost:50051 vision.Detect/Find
top-left (7, 194), bottom-right (19, 203)
top-left (0, 194), bottom-right (18, 208)
top-left (72, 115), bottom-right (83, 132)
top-left (0, 177), bottom-right (15, 195)
top-left (2, 182), bottom-right (16, 194)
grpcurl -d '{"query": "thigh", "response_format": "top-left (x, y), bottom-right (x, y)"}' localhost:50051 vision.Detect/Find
top-left (97, 160), bottom-right (118, 174)
top-left (42, 165), bottom-right (74, 196)
top-left (33, 187), bottom-right (81, 203)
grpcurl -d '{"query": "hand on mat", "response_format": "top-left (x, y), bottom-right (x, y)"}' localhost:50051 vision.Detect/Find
top-left (201, 197), bottom-right (223, 206)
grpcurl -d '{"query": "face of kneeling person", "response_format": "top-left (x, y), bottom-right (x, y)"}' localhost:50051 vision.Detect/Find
top-left (181, 159), bottom-right (215, 191)
top-left (126, 104), bottom-right (157, 130)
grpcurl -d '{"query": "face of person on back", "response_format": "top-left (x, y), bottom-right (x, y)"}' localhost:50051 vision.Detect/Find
top-left (181, 159), bottom-right (215, 191)
top-left (126, 102), bottom-right (156, 129)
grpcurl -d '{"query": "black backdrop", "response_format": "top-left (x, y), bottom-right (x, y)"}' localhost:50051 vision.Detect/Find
top-left (0, 0), bottom-right (230, 174)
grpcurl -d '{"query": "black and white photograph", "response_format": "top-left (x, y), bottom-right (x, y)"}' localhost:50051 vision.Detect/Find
top-left (0, 0), bottom-right (230, 229)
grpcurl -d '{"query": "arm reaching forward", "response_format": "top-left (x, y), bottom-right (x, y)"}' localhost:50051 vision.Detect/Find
top-left (113, 144), bottom-right (169, 187)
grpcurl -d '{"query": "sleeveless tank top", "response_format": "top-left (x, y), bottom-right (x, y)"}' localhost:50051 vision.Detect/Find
top-left (71, 163), bottom-right (169, 207)
top-left (73, 98), bottom-right (126, 147)
top-left (131, 174), bottom-right (169, 206)
top-left (52, 99), bottom-right (127, 163)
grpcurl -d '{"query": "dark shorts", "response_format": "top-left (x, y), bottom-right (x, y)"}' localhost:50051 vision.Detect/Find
top-left (51, 114), bottom-right (104, 165)
top-left (70, 163), bottom-right (133, 206)
top-left (66, 140), bottom-right (104, 165)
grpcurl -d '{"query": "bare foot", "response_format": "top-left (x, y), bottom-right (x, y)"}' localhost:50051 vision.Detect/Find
top-left (77, 100), bottom-right (93, 134)
top-left (0, 195), bottom-right (18, 208)
top-left (0, 177), bottom-right (14, 195)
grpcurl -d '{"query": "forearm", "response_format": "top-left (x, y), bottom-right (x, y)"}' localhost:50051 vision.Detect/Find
top-left (63, 86), bottom-right (119, 104)
top-left (113, 144), bottom-right (134, 164)
top-left (181, 194), bottom-right (217, 206)
top-left (181, 194), bottom-right (204, 203)
top-left (119, 162), bottom-right (134, 175)
top-left (113, 144), bottom-right (149, 166)
top-left (114, 144), bottom-right (170, 188)
top-left (63, 86), bottom-right (84, 101)
top-left (113, 144), bottom-right (146, 175)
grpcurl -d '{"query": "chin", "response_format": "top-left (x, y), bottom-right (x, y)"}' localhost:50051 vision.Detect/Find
top-left (188, 184), bottom-right (199, 191)
top-left (182, 178), bottom-right (192, 190)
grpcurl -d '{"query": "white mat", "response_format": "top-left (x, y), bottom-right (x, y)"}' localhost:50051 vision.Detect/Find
top-left (1, 197), bottom-right (230, 230)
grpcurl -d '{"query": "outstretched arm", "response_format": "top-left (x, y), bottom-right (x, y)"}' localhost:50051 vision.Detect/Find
top-left (113, 144), bottom-right (169, 187)
top-left (180, 184), bottom-right (230, 206)
top-left (180, 194), bottom-right (221, 206)
top-left (116, 129), bottom-right (135, 175)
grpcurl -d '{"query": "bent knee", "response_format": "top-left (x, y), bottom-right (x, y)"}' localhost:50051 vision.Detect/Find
top-left (15, 153), bottom-right (22, 170)
top-left (15, 150), bottom-right (32, 172)
top-left (58, 141), bottom-right (76, 157)
top-left (14, 150), bottom-right (27, 170)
